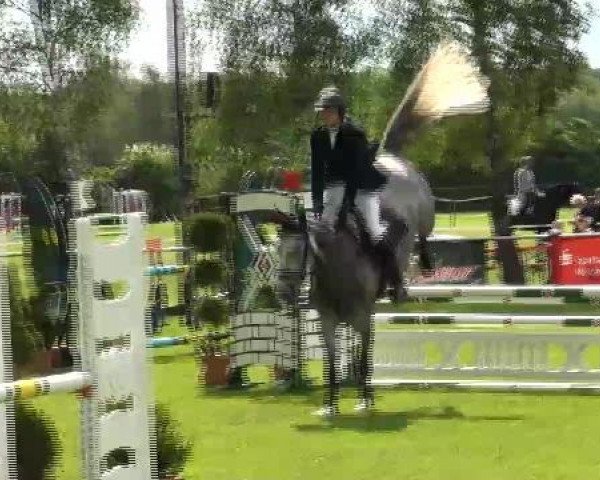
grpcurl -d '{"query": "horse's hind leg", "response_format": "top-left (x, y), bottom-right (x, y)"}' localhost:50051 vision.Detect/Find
top-left (355, 316), bottom-right (375, 412)
top-left (418, 235), bottom-right (434, 273)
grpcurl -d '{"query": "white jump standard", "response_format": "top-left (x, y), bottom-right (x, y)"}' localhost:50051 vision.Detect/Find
top-left (0, 213), bottom-right (157, 480)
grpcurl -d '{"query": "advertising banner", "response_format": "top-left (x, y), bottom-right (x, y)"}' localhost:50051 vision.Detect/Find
top-left (548, 235), bottom-right (600, 284)
top-left (410, 238), bottom-right (487, 285)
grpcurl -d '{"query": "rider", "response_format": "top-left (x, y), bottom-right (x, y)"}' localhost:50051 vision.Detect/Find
top-left (579, 188), bottom-right (600, 232)
top-left (513, 155), bottom-right (537, 216)
top-left (310, 86), bottom-right (406, 302)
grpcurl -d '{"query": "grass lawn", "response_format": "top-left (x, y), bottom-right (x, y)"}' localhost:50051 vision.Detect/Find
top-left (12, 211), bottom-right (600, 480)
top-left (35, 319), bottom-right (600, 480)
top-left (433, 207), bottom-right (577, 238)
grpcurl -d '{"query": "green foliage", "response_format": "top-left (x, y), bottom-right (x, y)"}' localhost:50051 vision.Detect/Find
top-left (155, 402), bottom-right (194, 478)
top-left (196, 297), bottom-right (229, 328)
top-left (0, 87), bottom-right (44, 175)
top-left (187, 0), bottom-right (378, 195)
top-left (194, 259), bottom-right (228, 287)
top-left (0, 0), bottom-right (138, 180)
top-left (0, 0), bottom-right (137, 91)
top-left (15, 400), bottom-right (61, 480)
top-left (114, 143), bottom-right (180, 219)
top-left (196, 0), bottom-right (375, 75)
top-left (257, 223), bottom-right (278, 244)
top-left (107, 402), bottom-right (193, 478)
top-left (185, 213), bottom-right (235, 252)
top-left (7, 264), bottom-right (45, 366)
top-left (253, 285), bottom-right (280, 310)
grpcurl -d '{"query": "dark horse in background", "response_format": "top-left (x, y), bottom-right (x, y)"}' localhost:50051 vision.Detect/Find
top-left (507, 182), bottom-right (582, 234)
top-left (274, 42), bottom-right (492, 417)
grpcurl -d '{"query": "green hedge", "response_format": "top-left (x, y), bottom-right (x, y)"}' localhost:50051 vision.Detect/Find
top-left (16, 400), bottom-right (61, 480)
top-left (184, 212), bottom-right (235, 252)
top-left (196, 297), bottom-right (229, 327)
top-left (8, 265), bottom-right (45, 365)
top-left (194, 259), bottom-right (228, 287)
top-left (254, 285), bottom-right (280, 310)
top-left (106, 402), bottom-right (193, 478)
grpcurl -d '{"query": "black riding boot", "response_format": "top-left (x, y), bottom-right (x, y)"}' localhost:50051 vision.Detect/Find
top-left (376, 219), bottom-right (408, 304)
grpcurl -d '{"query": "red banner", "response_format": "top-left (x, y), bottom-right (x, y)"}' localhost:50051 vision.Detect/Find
top-left (549, 235), bottom-right (600, 284)
top-left (281, 170), bottom-right (303, 192)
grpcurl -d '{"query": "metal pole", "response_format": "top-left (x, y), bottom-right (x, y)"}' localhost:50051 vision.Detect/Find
top-left (171, 0), bottom-right (188, 214)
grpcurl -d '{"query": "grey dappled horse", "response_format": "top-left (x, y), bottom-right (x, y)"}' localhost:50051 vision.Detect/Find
top-left (275, 43), bottom-right (488, 416)
top-left (275, 153), bottom-right (435, 416)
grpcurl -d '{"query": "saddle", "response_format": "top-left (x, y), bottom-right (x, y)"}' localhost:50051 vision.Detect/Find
top-left (335, 204), bottom-right (376, 253)
top-left (336, 204), bottom-right (407, 300)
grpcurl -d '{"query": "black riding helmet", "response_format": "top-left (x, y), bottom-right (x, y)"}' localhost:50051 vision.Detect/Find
top-left (314, 86), bottom-right (346, 118)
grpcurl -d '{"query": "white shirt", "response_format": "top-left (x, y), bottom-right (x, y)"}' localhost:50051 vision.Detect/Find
top-left (328, 127), bottom-right (338, 149)
top-left (514, 167), bottom-right (536, 194)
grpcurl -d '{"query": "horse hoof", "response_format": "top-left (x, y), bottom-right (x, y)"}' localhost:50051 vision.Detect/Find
top-left (312, 406), bottom-right (337, 418)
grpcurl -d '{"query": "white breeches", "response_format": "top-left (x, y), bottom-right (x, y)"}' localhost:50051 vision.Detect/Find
top-left (355, 190), bottom-right (387, 240)
top-left (321, 184), bottom-right (387, 241)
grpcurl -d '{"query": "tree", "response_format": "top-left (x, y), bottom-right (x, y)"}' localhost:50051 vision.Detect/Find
top-left (450, 0), bottom-right (591, 283)
top-left (0, 0), bottom-right (138, 181)
top-left (0, 0), bottom-right (137, 91)
top-left (368, 0), bottom-right (591, 282)
top-left (532, 69), bottom-right (600, 187)
top-left (112, 143), bottom-right (180, 220)
top-left (188, 0), bottom-right (378, 189)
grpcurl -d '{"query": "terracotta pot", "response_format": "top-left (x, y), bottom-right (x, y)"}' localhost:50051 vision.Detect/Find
top-left (200, 354), bottom-right (230, 386)
top-left (49, 347), bottom-right (62, 368)
top-left (273, 365), bottom-right (291, 381)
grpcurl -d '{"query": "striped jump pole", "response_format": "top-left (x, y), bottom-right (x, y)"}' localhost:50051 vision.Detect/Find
top-left (374, 313), bottom-right (600, 327)
top-left (148, 336), bottom-right (193, 348)
top-left (147, 264), bottom-right (187, 276)
top-left (0, 372), bottom-right (92, 403)
top-left (405, 285), bottom-right (600, 299)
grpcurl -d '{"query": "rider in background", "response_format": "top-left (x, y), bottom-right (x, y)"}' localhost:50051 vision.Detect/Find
top-left (310, 86), bottom-right (405, 302)
top-left (513, 155), bottom-right (538, 216)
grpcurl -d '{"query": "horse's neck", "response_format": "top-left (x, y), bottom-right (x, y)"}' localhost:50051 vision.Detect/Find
top-left (545, 190), bottom-right (567, 217)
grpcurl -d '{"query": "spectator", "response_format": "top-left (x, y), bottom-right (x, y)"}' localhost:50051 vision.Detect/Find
top-left (548, 220), bottom-right (564, 236)
top-left (570, 194), bottom-right (589, 233)
top-left (513, 155), bottom-right (538, 216)
top-left (579, 188), bottom-right (600, 231)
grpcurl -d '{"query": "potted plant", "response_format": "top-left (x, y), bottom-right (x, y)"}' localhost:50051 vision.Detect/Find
top-left (193, 258), bottom-right (227, 289)
top-left (184, 212), bottom-right (234, 254)
top-left (193, 297), bottom-right (231, 386)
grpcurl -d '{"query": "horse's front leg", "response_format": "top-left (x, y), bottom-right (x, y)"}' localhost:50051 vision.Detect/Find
top-left (313, 317), bottom-right (340, 417)
top-left (355, 319), bottom-right (375, 412)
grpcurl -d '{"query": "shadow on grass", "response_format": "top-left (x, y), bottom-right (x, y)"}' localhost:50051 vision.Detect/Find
top-left (294, 405), bottom-right (524, 433)
top-left (200, 384), bottom-right (324, 405)
top-left (295, 412), bottom-right (409, 432)
top-left (151, 350), bottom-right (197, 364)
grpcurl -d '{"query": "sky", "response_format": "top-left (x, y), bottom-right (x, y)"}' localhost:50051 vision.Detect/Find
top-left (119, 0), bottom-right (600, 78)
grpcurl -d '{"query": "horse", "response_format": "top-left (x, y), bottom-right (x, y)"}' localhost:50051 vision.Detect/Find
top-left (507, 182), bottom-right (582, 234)
top-left (274, 42), bottom-right (490, 416)
top-left (274, 208), bottom-right (384, 414)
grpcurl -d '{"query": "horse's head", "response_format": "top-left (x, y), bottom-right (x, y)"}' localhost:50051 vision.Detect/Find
top-left (544, 182), bottom-right (583, 208)
top-left (270, 210), bottom-right (381, 308)
top-left (267, 210), bottom-right (311, 304)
